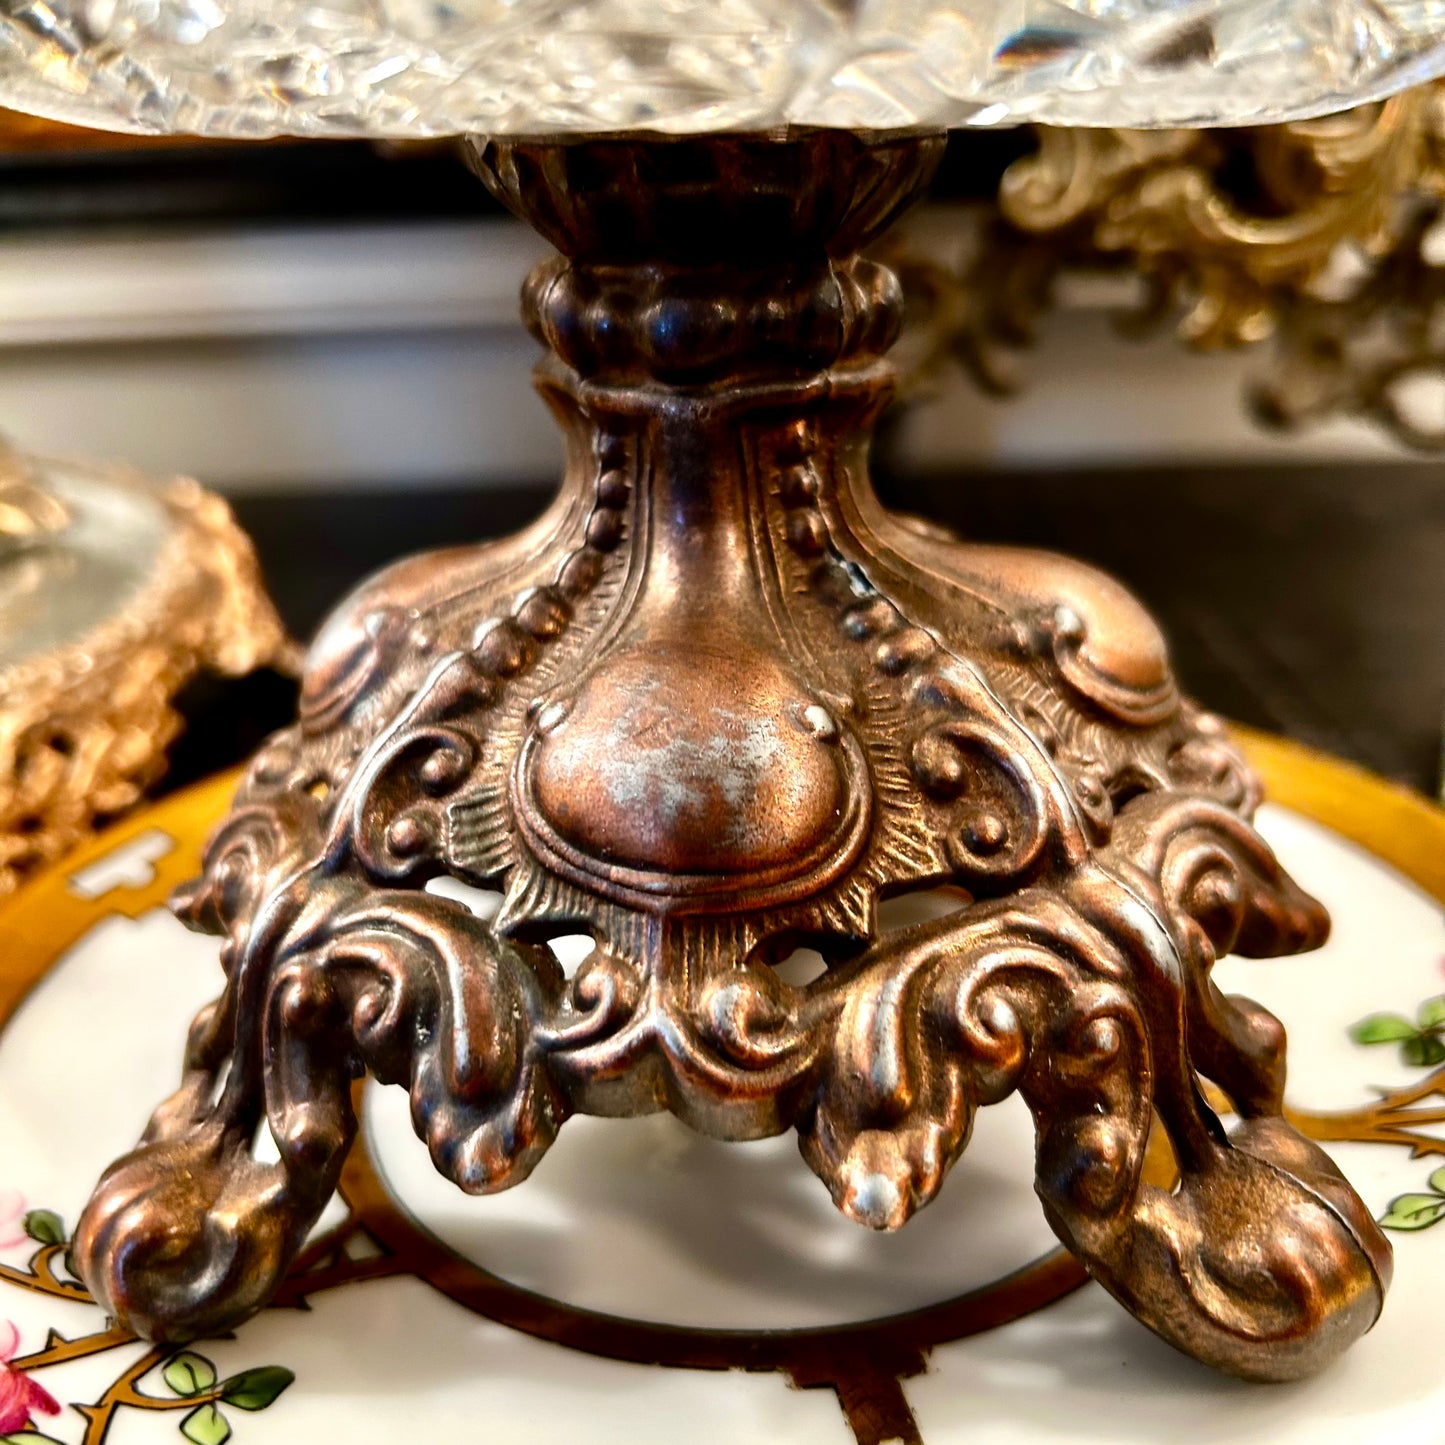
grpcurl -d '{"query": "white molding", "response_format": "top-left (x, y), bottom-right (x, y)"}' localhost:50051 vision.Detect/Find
top-left (0, 215), bottom-right (1413, 489)
top-left (891, 308), bottom-right (1408, 471)
top-left (0, 220), bottom-right (547, 346)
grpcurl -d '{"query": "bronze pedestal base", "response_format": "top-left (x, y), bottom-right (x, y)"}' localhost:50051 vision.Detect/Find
top-left (74, 131), bottom-right (1390, 1380)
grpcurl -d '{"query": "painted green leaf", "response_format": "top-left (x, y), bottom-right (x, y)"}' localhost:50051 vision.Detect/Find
top-left (164, 1352), bottom-right (218, 1397)
top-left (1379, 1193), bottom-right (1445, 1231)
top-left (1402, 1033), bottom-right (1445, 1067)
top-left (1348, 1014), bottom-right (1419, 1045)
top-left (1417, 995), bottom-right (1445, 1029)
top-left (2, 1433), bottom-right (68, 1445)
top-left (1428, 1164), bottom-right (1445, 1196)
top-left (21, 1211), bottom-right (64, 1247)
top-left (180, 1404), bottom-right (231, 1445)
top-left (219, 1367), bottom-right (295, 1412)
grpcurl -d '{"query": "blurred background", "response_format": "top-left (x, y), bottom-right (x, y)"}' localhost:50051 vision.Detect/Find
top-left (2, 124), bottom-right (1440, 797)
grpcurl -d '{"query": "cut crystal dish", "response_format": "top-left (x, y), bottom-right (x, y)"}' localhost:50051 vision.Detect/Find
top-left (1, 0), bottom-right (1443, 138)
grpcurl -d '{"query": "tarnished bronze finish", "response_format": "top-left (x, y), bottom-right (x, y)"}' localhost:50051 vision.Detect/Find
top-left (74, 131), bottom-right (1389, 1379)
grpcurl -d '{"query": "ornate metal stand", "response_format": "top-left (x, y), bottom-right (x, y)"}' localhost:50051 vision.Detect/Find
top-left (74, 131), bottom-right (1390, 1380)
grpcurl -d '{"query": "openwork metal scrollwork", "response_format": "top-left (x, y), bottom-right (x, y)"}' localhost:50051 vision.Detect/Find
top-left (72, 131), bottom-right (1389, 1381)
top-left (890, 84), bottom-right (1445, 450)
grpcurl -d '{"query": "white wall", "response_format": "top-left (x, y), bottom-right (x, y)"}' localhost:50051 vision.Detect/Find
top-left (0, 216), bottom-right (1410, 492)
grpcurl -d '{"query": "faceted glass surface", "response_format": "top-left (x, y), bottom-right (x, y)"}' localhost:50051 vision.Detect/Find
top-left (0, 445), bottom-right (170, 671)
top-left (2, 0), bottom-right (1444, 138)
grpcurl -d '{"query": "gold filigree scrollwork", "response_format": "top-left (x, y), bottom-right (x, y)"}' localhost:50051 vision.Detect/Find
top-left (890, 85), bottom-right (1445, 449)
top-left (1004, 94), bottom-right (1440, 347)
top-left (0, 469), bottom-right (293, 894)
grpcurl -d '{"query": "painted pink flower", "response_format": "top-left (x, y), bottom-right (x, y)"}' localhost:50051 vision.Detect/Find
top-left (0, 1321), bottom-right (60, 1433)
top-left (0, 1192), bottom-right (27, 1252)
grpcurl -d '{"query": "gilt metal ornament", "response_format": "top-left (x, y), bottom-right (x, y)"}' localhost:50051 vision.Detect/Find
top-left (892, 84), bottom-right (1445, 449)
top-left (0, 442), bottom-right (290, 894)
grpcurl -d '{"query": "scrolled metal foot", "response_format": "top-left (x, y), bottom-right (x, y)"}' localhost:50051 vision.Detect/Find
top-left (76, 130), bottom-right (1389, 1377)
top-left (1045, 796), bottom-right (1389, 1380)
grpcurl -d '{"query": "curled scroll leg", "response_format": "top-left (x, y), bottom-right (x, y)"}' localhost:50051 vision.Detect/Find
top-left (1053, 1116), bottom-right (1392, 1382)
top-left (75, 878), bottom-right (563, 1342)
top-left (74, 942), bottom-right (358, 1341)
top-left (72, 1073), bottom-right (352, 1343)
top-left (1034, 883), bottom-right (1390, 1381)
